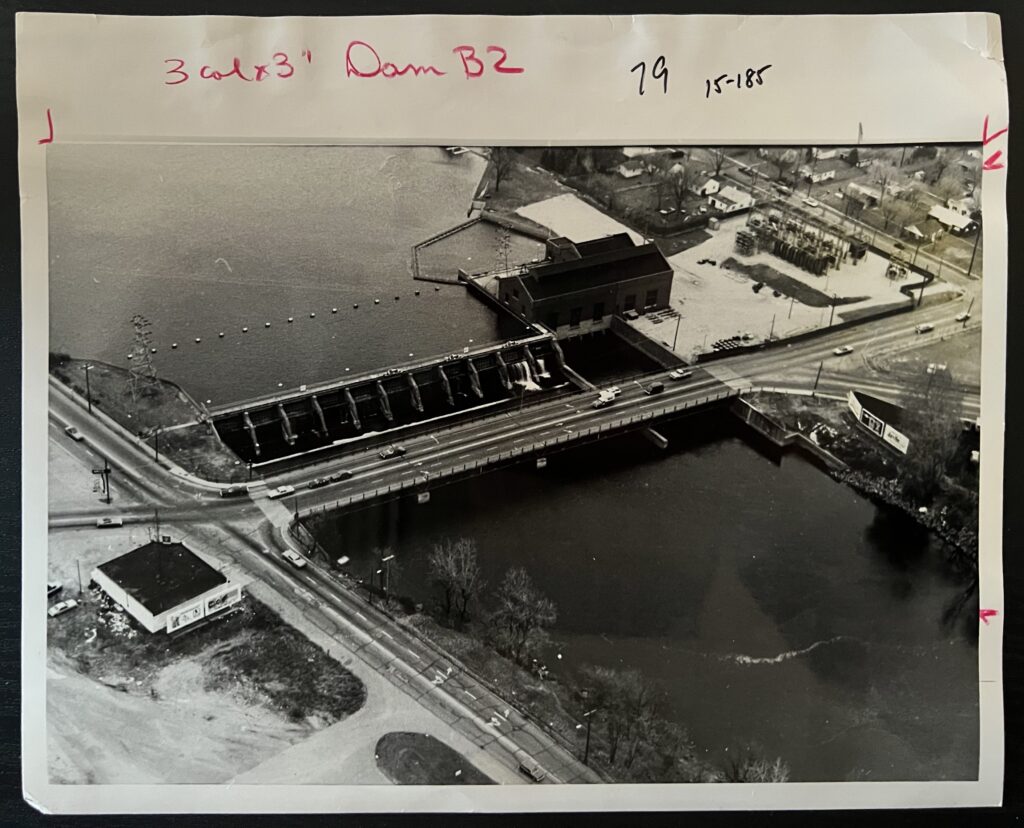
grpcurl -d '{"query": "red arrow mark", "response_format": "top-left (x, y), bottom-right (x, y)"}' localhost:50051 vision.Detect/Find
top-left (37, 108), bottom-right (53, 145)
top-left (979, 608), bottom-right (999, 625)
top-left (983, 149), bottom-right (1005, 171)
top-left (982, 115), bottom-right (1008, 146)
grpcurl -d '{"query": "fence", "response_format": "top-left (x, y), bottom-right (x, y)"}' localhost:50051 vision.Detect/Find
top-left (295, 389), bottom-right (740, 519)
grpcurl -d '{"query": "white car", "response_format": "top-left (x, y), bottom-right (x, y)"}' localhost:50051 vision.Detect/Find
top-left (955, 312), bottom-right (972, 322)
top-left (914, 323), bottom-right (935, 334)
top-left (803, 198), bottom-right (819, 208)
top-left (64, 426), bottom-right (84, 442)
top-left (281, 550), bottom-right (307, 569)
top-left (267, 484), bottom-right (296, 499)
top-left (95, 516), bottom-right (123, 528)
top-left (48, 599), bottom-right (79, 618)
top-left (832, 345), bottom-right (854, 356)
top-left (668, 369), bottom-right (694, 380)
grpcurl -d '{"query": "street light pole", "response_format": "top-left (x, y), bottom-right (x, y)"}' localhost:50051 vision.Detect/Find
top-left (583, 709), bottom-right (596, 766)
top-left (828, 295), bottom-right (837, 327)
top-left (672, 315), bottom-right (682, 351)
top-left (966, 226), bottom-right (982, 278)
top-left (83, 364), bottom-right (93, 414)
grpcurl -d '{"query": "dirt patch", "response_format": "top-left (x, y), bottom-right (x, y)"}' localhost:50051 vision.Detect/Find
top-left (375, 732), bottom-right (496, 785)
top-left (721, 258), bottom-right (869, 307)
top-left (47, 591), bottom-right (366, 782)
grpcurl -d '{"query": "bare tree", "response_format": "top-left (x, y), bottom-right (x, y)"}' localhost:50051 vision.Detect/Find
top-left (708, 147), bottom-right (728, 177)
top-left (651, 156), bottom-right (693, 212)
top-left (932, 171), bottom-right (967, 203)
top-left (428, 538), bottom-right (485, 623)
top-left (489, 567), bottom-right (556, 665)
top-left (723, 746), bottom-right (791, 783)
top-left (881, 199), bottom-right (918, 234)
top-left (900, 367), bottom-right (965, 503)
top-left (490, 147), bottom-right (515, 193)
top-left (579, 665), bottom-right (661, 767)
top-left (871, 161), bottom-right (902, 211)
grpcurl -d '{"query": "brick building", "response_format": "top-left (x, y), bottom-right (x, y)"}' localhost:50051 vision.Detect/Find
top-left (498, 234), bottom-right (673, 338)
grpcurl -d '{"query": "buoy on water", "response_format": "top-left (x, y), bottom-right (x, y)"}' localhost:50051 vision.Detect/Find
top-left (435, 286), bottom-right (440, 291)
top-left (265, 322), bottom-right (271, 328)
top-left (218, 332), bottom-right (225, 338)
top-left (242, 327), bottom-right (249, 333)
top-left (171, 343), bottom-right (178, 349)
top-left (195, 337), bottom-right (201, 343)
top-left (310, 312), bottom-right (316, 318)
top-left (374, 298), bottom-right (380, 304)
top-left (415, 290), bottom-right (420, 296)
top-left (353, 303), bottom-right (359, 309)
top-left (288, 317), bottom-right (294, 323)
top-left (394, 296), bottom-right (400, 301)
top-left (150, 348), bottom-right (157, 354)
top-left (332, 307), bottom-right (338, 313)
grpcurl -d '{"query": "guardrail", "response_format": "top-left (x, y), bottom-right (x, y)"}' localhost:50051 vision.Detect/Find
top-left (295, 388), bottom-right (740, 519)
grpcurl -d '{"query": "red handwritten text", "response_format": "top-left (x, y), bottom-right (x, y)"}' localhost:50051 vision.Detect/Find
top-left (164, 52), bottom-right (302, 85)
top-left (979, 609), bottom-right (999, 625)
top-left (982, 115), bottom-right (1007, 171)
top-left (38, 108), bottom-right (54, 145)
top-left (346, 40), bottom-right (446, 78)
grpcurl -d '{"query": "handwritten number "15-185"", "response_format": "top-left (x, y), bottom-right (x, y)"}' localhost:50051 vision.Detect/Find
top-left (631, 56), bottom-right (668, 96)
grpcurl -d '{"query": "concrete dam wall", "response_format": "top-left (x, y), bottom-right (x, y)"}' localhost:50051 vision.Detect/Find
top-left (213, 338), bottom-right (569, 464)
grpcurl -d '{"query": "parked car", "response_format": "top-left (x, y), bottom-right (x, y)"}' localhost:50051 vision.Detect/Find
top-left (267, 484), bottom-right (296, 499)
top-left (307, 477), bottom-right (329, 489)
top-left (64, 425), bottom-right (84, 442)
top-left (668, 369), bottom-right (694, 380)
top-left (644, 381), bottom-right (665, 395)
top-left (47, 581), bottom-right (62, 598)
top-left (281, 550), bottom-right (307, 569)
top-left (803, 197), bottom-right (819, 208)
top-left (955, 312), bottom-right (972, 322)
top-left (47, 599), bottom-right (79, 618)
top-left (219, 485), bottom-right (246, 498)
top-left (833, 345), bottom-right (855, 356)
top-left (95, 516), bottom-right (123, 528)
top-left (379, 445), bottom-right (407, 460)
top-left (329, 470), bottom-right (354, 482)
top-left (914, 323), bottom-right (935, 334)
top-left (518, 758), bottom-right (547, 783)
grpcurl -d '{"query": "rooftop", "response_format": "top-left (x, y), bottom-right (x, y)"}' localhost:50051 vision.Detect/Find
top-left (96, 541), bottom-right (227, 615)
top-left (929, 205), bottom-right (975, 231)
top-left (853, 390), bottom-right (905, 427)
top-left (520, 239), bottom-right (671, 301)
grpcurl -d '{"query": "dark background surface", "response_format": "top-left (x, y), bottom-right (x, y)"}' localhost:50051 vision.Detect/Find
top-left (0, 0), bottom-right (1019, 825)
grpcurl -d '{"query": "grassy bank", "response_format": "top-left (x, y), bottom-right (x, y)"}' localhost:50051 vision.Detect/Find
top-left (50, 353), bottom-right (248, 482)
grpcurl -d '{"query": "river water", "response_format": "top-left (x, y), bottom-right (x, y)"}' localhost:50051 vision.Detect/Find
top-left (47, 145), bottom-right (507, 406)
top-left (313, 416), bottom-right (978, 782)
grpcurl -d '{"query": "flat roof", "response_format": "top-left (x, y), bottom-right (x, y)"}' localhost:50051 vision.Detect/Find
top-left (97, 541), bottom-right (227, 616)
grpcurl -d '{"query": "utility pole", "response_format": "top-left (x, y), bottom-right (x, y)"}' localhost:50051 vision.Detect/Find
top-left (966, 226), bottom-right (982, 278)
top-left (672, 315), bottom-right (682, 351)
top-left (965, 295), bottom-right (976, 323)
top-left (83, 364), bottom-right (93, 414)
top-left (92, 457), bottom-right (112, 504)
top-left (152, 427), bottom-right (161, 462)
top-left (813, 360), bottom-right (824, 393)
top-left (828, 295), bottom-right (837, 327)
top-left (583, 708), bottom-right (596, 766)
top-left (788, 295), bottom-right (796, 319)
top-left (76, 559), bottom-right (84, 595)
top-left (768, 314), bottom-right (776, 340)
top-left (382, 553), bottom-right (396, 596)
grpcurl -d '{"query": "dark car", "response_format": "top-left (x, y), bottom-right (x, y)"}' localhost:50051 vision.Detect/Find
top-left (219, 485), bottom-right (246, 498)
top-left (307, 477), bottom-right (329, 489)
top-left (645, 382), bottom-right (665, 395)
top-left (379, 445), bottom-right (407, 460)
top-left (329, 470), bottom-right (355, 482)
top-left (47, 581), bottom-right (62, 598)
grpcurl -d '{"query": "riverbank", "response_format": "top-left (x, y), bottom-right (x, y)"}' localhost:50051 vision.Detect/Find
top-left (50, 354), bottom-right (247, 482)
top-left (748, 391), bottom-right (978, 575)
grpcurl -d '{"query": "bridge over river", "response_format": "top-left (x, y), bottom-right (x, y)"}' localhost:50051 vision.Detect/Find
top-left (263, 368), bottom-right (745, 520)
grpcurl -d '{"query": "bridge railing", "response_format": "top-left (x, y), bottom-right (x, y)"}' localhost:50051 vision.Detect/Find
top-left (296, 388), bottom-right (742, 519)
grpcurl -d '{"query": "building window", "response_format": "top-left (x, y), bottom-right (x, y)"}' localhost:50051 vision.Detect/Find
top-left (592, 302), bottom-right (605, 322)
top-left (545, 311), bottom-right (559, 330)
top-left (645, 289), bottom-right (659, 308)
top-left (624, 294), bottom-right (636, 311)
top-left (569, 307), bottom-right (582, 328)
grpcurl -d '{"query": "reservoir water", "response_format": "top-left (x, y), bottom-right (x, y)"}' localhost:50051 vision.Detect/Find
top-left (312, 417), bottom-right (978, 782)
top-left (47, 145), bottom-right (510, 406)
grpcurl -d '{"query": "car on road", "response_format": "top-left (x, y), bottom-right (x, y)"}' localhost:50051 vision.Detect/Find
top-left (95, 516), bottom-right (123, 528)
top-left (668, 369), bottom-right (694, 380)
top-left (592, 395), bottom-right (614, 409)
top-left (644, 381), bottom-right (665, 395)
top-left (775, 184), bottom-right (792, 196)
top-left (219, 485), bottom-right (246, 498)
top-left (803, 197), bottom-right (819, 208)
top-left (329, 470), bottom-right (354, 482)
top-left (267, 484), bottom-right (296, 499)
top-left (379, 445), bottom-right (407, 460)
top-left (832, 345), bottom-right (855, 356)
top-left (955, 312), bottom-right (972, 322)
top-left (518, 758), bottom-right (547, 783)
top-left (281, 550), bottom-right (308, 569)
top-left (914, 323), bottom-right (935, 334)
top-left (307, 477), bottom-right (329, 489)
top-left (47, 599), bottom-right (79, 618)
top-left (47, 581), bottom-right (62, 598)
top-left (64, 426), bottom-right (84, 442)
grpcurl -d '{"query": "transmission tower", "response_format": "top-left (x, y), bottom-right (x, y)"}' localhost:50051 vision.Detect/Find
top-left (125, 314), bottom-right (158, 404)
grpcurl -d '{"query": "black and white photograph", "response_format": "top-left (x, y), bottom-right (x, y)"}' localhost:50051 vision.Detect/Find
top-left (43, 141), bottom-right (986, 788)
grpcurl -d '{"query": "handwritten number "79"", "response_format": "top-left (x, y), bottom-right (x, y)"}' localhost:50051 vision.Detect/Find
top-left (631, 56), bottom-right (668, 96)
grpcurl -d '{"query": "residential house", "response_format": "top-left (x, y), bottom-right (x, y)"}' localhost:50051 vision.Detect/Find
top-left (904, 217), bottom-right (945, 244)
top-left (691, 177), bottom-right (720, 197)
top-left (708, 186), bottom-right (755, 214)
top-left (929, 205), bottom-right (979, 235)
